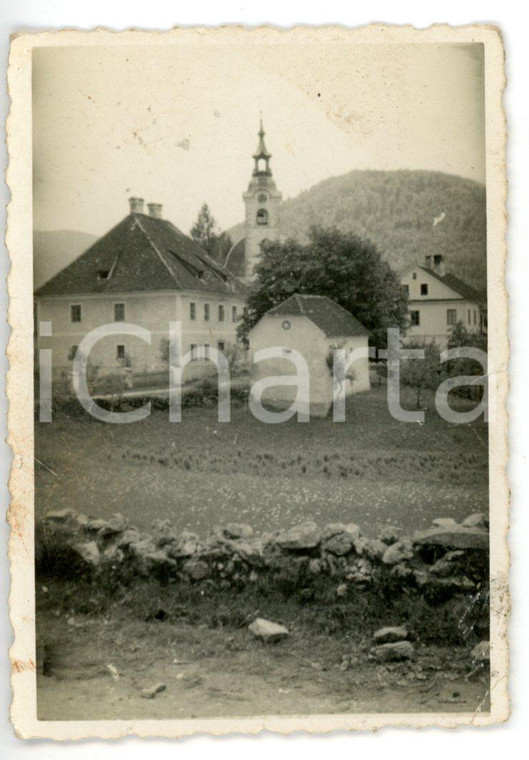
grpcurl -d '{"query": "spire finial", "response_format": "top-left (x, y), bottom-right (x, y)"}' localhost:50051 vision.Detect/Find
top-left (253, 115), bottom-right (271, 174)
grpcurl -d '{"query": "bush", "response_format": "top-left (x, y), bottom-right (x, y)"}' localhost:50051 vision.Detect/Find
top-left (446, 322), bottom-right (487, 401)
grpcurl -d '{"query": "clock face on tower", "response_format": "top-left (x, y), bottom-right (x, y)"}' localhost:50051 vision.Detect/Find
top-left (257, 193), bottom-right (268, 203)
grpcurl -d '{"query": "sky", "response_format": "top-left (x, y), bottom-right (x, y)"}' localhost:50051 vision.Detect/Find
top-left (32, 41), bottom-right (485, 237)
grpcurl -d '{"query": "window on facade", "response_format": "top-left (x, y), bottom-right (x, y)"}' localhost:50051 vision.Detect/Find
top-left (410, 310), bottom-right (420, 326)
top-left (190, 302), bottom-right (196, 320)
top-left (447, 309), bottom-right (457, 325)
top-left (69, 345), bottom-right (78, 360)
top-left (218, 304), bottom-right (225, 322)
top-left (468, 309), bottom-right (471, 324)
top-left (232, 306), bottom-right (238, 322)
top-left (474, 310), bottom-right (477, 325)
top-left (116, 344), bottom-right (126, 361)
top-left (403, 284), bottom-right (409, 296)
top-left (420, 283), bottom-right (428, 296)
top-left (218, 340), bottom-right (225, 353)
top-left (204, 343), bottom-right (210, 360)
top-left (70, 304), bottom-right (82, 323)
top-left (190, 344), bottom-right (197, 362)
top-left (256, 208), bottom-right (268, 226)
top-left (204, 303), bottom-right (210, 321)
top-left (114, 303), bottom-right (125, 322)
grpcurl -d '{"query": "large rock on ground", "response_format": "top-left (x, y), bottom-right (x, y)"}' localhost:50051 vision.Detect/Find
top-left (432, 518), bottom-right (458, 529)
top-left (248, 618), bottom-right (289, 643)
top-left (429, 550), bottom-right (465, 577)
top-left (223, 523), bottom-right (254, 540)
top-left (428, 575), bottom-right (475, 592)
top-left (371, 641), bottom-right (414, 662)
top-left (382, 540), bottom-right (414, 565)
top-left (353, 536), bottom-right (385, 559)
top-left (43, 508), bottom-right (78, 523)
top-left (98, 513), bottom-right (127, 536)
top-left (128, 539), bottom-right (176, 576)
top-left (42, 509), bottom-right (86, 539)
top-left (114, 527), bottom-right (142, 548)
top-left (72, 541), bottom-right (100, 568)
top-left (151, 519), bottom-right (179, 547)
top-left (378, 525), bottom-right (401, 545)
top-left (224, 539), bottom-right (263, 564)
top-left (373, 626), bottom-right (409, 644)
top-left (276, 521), bottom-right (321, 551)
top-left (182, 559), bottom-right (209, 581)
top-left (462, 513), bottom-right (488, 529)
top-left (140, 682), bottom-right (166, 699)
top-left (364, 539), bottom-right (388, 561)
top-left (166, 531), bottom-right (201, 558)
top-left (414, 526), bottom-right (489, 551)
top-left (321, 523), bottom-right (360, 556)
top-left (85, 518), bottom-right (108, 533)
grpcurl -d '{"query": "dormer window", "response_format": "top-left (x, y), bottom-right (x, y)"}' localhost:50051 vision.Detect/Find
top-left (98, 270), bottom-right (110, 280)
top-left (257, 208), bottom-right (268, 226)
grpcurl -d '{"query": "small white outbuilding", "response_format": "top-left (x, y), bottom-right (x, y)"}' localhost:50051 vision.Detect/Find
top-left (248, 294), bottom-right (371, 418)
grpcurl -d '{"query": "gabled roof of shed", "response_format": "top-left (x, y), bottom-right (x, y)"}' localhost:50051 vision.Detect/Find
top-left (264, 294), bottom-right (371, 338)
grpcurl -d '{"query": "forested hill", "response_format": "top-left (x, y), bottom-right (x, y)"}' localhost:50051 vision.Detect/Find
top-left (229, 170), bottom-right (487, 291)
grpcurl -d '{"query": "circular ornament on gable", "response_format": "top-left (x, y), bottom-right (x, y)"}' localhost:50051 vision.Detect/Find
top-left (281, 319), bottom-right (291, 330)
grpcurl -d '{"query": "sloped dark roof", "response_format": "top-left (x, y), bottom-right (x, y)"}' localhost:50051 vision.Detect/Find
top-left (35, 213), bottom-right (247, 297)
top-left (413, 265), bottom-right (485, 302)
top-left (222, 237), bottom-right (247, 279)
top-left (264, 294), bottom-right (370, 338)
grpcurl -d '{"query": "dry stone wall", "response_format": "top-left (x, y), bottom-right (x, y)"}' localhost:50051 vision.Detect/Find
top-left (36, 509), bottom-right (489, 605)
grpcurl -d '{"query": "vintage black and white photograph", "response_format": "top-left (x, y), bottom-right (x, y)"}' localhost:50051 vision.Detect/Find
top-left (6, 25), bottom-right (508, 737)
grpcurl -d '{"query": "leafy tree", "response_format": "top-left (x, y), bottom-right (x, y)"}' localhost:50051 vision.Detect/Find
top-left (446, 321), bottom-right (487, 400)
top-left (400, 340), bottom-right (444, 409)
top-left (239, 226), bottom-right (409, 349)
top-left (447, 321), bottom-right (487, 352)
top-left (190, 203), bottom-right (232, 261)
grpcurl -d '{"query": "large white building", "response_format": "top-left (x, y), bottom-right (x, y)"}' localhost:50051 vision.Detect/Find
top-left (400, 255), bottom-right (485, 347)
top-left (35, 198), bottom-right (247, 380)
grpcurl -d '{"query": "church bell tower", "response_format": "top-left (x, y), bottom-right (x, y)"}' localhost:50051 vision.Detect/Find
top-left (242, 119), bottom-right (282, 281)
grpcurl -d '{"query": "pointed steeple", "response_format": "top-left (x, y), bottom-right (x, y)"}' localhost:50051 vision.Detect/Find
top-left (252, 117), bottom-right (272, 175)
top-left (243, 117), bottom-right (282, 282)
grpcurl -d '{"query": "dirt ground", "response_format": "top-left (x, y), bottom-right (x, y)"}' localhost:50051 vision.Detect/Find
top-left (36, 586), bottom-right (490, 721)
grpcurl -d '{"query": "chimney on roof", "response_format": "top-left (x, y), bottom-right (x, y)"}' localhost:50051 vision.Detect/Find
top-left (433, 254), bottom-right (445, 275)
top-left (424, 254), bottom-right (445, 275)
top-left (147, 203), bottom-right (163, 219)
top-left (129, 197), bottom-right (144, 214)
